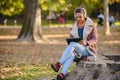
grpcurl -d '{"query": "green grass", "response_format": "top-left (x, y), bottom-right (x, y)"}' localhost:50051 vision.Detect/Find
top-left (41, 20), bottom-right (73, 27)
top-left (0, 19), bottom-right (120, 28)
top-left (0, 62), bottom-right (76, 80)
top-left (0, 64), bottom-right (55, 80)
top-left (115, 21), bottom-right (120, 26)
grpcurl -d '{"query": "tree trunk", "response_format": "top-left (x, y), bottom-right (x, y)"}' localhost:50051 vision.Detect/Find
top-left (48, 10), bottom-right (52, 27)
top-left (104, 0), bottom-right (111, 35)
top-left (17, 0), bottom-right (42, 42)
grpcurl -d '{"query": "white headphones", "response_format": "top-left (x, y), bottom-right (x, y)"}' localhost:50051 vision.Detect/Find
top-left (74, 7), bottom-right (87, 19)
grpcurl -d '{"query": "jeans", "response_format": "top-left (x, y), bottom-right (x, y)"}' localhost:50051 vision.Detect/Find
top-left (59, 42), bottom-right (89, 75)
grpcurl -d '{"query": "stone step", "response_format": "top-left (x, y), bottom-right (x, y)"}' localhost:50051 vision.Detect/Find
top-left (64, 56), bottom-right (120, 80)
top-left (103, 53), bottom-right (120, 62)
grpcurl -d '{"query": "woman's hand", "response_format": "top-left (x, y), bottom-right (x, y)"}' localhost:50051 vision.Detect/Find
top-left (78, 40), bottom-right (87, 46)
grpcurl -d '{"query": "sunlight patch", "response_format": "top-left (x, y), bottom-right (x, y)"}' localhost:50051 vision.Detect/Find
top-left (104, 40), bottom-right (120, 44)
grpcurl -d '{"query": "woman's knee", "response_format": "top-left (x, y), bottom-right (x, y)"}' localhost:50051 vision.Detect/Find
top-left (70, 42), bottom-right (84, 49)
top-left (75, 43), bottom-right (84, 49)
top-left (70, 53), bottom-right (75, 60)
top-left (69, 42), bottom-right (77, 46)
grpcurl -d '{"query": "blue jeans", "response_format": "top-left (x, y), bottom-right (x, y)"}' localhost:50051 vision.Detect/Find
top-left (59, 42), bottom-right (89, 75)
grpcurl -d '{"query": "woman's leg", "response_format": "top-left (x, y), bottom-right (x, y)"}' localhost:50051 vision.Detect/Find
top-left (56, 42), bottom-right (89, 79)
top-left (59, 42), bottom-right (76, 64)
top-left (60, 43), bottom-right (89, 75)
top-left (61, 53), bottom-right (75, 75)
top-left (74, 43), bottom-right (89, 56)
top-left (51, 42), bottom-right (76, 72)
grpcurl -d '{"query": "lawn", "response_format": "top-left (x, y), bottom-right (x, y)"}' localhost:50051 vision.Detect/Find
top-left (0, 19), bottom-right (120, 28)
top-left (0, 22), bottom-right (120, 80)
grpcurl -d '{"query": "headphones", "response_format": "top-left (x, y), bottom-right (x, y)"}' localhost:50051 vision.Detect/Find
top-left (74, 7), bottom-right (87, 19)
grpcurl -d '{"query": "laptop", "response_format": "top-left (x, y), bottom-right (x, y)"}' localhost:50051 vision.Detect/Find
top-left (66, 38), bottom-right (82, 44)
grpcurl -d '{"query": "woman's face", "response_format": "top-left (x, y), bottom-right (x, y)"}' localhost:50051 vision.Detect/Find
top-left (75, 13), bottom-right (85, 23)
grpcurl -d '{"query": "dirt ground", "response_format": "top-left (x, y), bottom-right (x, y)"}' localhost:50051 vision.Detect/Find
top-left (0, 27), bottom-right (120, 66)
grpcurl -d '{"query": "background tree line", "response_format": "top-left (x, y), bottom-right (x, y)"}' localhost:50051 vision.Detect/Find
top-left (0, 0), bottom-right (120, 21)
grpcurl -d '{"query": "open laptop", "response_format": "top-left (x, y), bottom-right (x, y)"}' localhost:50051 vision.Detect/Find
top-left (66, 38), bottom-right (82, 44)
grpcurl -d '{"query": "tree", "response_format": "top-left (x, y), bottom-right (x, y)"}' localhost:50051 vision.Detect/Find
top-left (0, 0), bottom-right (24, 16)
top-left (17, 0), bottom-right (72, 42)
top-left (104, 0), bottom-right (111, 35)
top-left (17, 0), bottom-right (42, 42)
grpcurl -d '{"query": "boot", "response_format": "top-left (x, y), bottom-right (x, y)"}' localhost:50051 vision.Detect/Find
top-left (57, 73), bottom-right (65, 80)
top-left (51, 62), bottom-right (61, 72)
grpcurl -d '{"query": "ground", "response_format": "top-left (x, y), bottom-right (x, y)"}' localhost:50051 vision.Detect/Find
top-left (0, 27), bottom-right (120, 79)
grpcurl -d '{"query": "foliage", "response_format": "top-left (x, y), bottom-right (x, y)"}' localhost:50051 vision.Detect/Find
top-left (0, 0), bottom-right (119, 17)
top-left (0, 0), bottom-right (24, 16)
top-left (39, 0), bottom-right (72, 19)
top-left (83, 0), bottom-right (104, 16)
top-left (64, 0), bottom-right (104, 19)
top-left (39, 0), bottom-right (71, 11)
top-left (109, 0), bottom-right (120, 4)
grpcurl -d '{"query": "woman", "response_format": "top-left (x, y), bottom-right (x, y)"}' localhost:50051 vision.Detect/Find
top-left (51, 7), bottom-right (98, 80)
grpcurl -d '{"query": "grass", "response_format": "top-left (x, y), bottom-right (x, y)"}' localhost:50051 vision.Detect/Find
top-left (0, 19), bottom-right (120, 28)
top-left (0, 62), bottom-right (76, 80)
top-left (0, 19), bottom-right (120, 27)
top-left (115, 21), bottom-right (120, 26)
top-left (0, 63), bottom-right (55, 80)
top-left (40, 20), bottom-right (73, 27)
top-left (0, 19), bottom-right (73, 28)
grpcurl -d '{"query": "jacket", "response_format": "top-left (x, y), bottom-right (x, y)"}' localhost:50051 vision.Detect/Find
top-left (70, 17), bottom-right (98, 61)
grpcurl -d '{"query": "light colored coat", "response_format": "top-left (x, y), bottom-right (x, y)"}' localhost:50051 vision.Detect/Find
top-left (70, 18), bottom-right (98, 61)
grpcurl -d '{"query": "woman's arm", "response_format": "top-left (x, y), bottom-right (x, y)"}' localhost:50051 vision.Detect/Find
top-left (86, 25), bottom-right (98, 46)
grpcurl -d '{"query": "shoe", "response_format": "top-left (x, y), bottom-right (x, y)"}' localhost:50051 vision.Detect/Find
top-left (57, 73), bottom-right (65, 80)
top-left (51, 62), bottom-right (61, 72)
